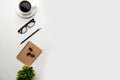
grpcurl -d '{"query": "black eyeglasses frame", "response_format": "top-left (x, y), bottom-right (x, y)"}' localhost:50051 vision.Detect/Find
top-left (18, 18), bottom-right (36, 34)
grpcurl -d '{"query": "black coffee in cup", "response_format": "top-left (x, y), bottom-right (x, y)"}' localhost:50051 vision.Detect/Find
top-left (19, 1), bottom-right (31, 13)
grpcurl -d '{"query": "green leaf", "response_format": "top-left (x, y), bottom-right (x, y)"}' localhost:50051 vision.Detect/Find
top-left (17, 65), bottom-right (35, 80)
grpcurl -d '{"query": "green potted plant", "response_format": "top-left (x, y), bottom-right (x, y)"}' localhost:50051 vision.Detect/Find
top-left (17, 65), bottom-right (35, 80)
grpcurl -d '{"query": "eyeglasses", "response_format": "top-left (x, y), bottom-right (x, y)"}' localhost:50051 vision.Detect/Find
top-left (18, 18), bottom-right (35, 34)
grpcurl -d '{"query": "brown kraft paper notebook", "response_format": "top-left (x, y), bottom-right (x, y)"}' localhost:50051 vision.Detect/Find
top-left (17, 41), bottom-right (42, 66)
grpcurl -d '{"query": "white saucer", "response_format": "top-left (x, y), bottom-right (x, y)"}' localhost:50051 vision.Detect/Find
top-left (16, 0), bottom-right (37, 18)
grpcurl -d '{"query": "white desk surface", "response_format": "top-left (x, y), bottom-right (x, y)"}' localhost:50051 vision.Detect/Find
top-left (0, 0), bottom-right (120, 80)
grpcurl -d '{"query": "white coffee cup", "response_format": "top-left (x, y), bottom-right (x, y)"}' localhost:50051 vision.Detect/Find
top-left (16, 0), bottom-right (37, 18)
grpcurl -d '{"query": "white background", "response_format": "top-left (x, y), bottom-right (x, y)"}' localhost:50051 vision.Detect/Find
top-left (0, 0), bottom-right (120, 80)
